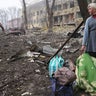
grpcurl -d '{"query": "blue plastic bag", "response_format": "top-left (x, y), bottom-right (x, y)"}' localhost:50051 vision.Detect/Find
top-left (48, 55), bottom-right (64, 78)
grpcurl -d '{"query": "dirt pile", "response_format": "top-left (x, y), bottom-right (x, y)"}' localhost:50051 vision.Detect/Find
top-left (0, 32), bottom-right (81, 96)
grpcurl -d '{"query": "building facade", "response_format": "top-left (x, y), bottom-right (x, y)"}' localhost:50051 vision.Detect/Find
top-left (7, 9), bottom-right (23, 29)
top-left (8, 0), bottom-right (94, 31)
top-left (26, 1), bottom-right (46, 29)
top-left (7, 18), bottom-right (22, 29)
top-left (26, 0), bottom-right (82, 29)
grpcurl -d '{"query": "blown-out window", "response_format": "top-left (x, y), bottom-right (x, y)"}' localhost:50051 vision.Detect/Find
top-left (57, 4), bottom-right (62, 10)
top-left (63, 3), bottom-right (68, 9)
top-left (70, 1), bottom-right (74, 8)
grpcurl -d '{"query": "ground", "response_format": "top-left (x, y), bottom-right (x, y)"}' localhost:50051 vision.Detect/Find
top-left (0, 31), bottom-right (89, 96)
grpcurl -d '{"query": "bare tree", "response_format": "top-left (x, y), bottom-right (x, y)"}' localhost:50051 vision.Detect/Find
top-left (3, 7), bottom-right (21, 29)
top-left (77, 0), bottom-right (90, 21)
top-left (22, 0), bottom-right (28, 30)
top-left (46, 0), bottom-right (55, 32)
top-left (0, 9), bottom-right (9, 30)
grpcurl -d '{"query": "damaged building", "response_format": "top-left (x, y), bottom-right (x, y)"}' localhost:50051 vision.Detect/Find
top-left (26, 1), bottom-right (46, 29)
top-left (26, 0), bottom-right (82, 31)
top-left (23, 0), bottom-right (93, 31)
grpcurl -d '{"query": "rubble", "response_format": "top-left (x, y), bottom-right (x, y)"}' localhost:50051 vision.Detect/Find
top-left (0, 31), bottom-right (89, 96)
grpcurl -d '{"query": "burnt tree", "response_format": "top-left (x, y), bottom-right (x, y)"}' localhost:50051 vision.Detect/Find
top-left (46, 0), bottom-right (55, 32)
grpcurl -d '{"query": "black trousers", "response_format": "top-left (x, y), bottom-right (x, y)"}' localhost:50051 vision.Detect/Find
top-left (86, 52), bottom-right (96, 58)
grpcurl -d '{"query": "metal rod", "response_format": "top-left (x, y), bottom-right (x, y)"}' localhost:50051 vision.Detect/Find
top-left (47, 21), bottom-right (84, 64)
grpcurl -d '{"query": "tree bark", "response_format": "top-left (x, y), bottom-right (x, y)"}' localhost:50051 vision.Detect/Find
top-left (0, 23), bottom-right (4, 32)
top-left (46, 0), bottom-right (55, 32)
top-left (22, 0), bottom-right (28, 30)
top-left (77, 0), bottom-right (90, 22)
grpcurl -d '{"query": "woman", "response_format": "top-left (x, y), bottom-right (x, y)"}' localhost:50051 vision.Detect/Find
top-left (81, 3), bottom-right (96, 57)
top-left (76, 3), bottom-right (96, 96)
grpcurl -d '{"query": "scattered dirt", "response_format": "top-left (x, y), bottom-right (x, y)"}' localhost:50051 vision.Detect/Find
top-left (0, 31), bottom-right (87, 96)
